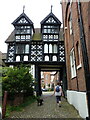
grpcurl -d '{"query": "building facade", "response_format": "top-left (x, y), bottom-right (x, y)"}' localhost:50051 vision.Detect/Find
top-left (5, 9), bottom-right (66, 96)
top-left (61, 0), bottom-right (90, 118)
top-left (41, 71), bottom-right (60, 90)
top-left (41, 72), bottom-right (52, 89)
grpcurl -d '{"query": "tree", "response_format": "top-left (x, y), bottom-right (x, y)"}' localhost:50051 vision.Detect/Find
top-left (2, 65), bottom-right (34, 100)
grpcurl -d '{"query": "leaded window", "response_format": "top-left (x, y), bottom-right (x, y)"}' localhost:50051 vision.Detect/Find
top-left (15, 25), bottom-right (31, 41)
top-left (52, 56), bottom-right (57, 61)
top-left (24, 55), bottom-right (28, 61)
top-left (15, 35), bottom-right (31, 41)
top-left (44, 44), bottom-right (48, 53)
top-left (44, 44), bottom-right (57, 53)
top-left (25, 44), bottom-right (29, 53)
top-left (43, 35), bottom-right (58, 41)
top-left (16, 35), bottom-right (20, 40)
top-left (16, 26), bottom-right (31, 34)
top-left (16, 44), bottom-right (29, 54)
top-left (26, 35), bottom-right (31, 40)
top-left (16, 55), bottom-right (20, 61)
top-left (45, 56), bottom-right (49, 61)
top-left (21, 35), bottom-right (25, 40)
top-left (42, 25), bottom-right (59, 41)
top-left (43, 25), bottom-right (59, 34)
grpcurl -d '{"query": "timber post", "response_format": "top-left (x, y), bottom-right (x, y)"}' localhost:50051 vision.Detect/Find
top-left (2, 91), bottom-right (8, 119)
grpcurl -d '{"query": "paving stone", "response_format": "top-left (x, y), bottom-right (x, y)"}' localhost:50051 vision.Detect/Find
top-left (9, 92), bottom-right (82, 119)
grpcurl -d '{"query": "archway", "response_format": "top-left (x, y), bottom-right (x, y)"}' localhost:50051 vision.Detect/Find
top-left (35, 63), bottom-right (67, 97)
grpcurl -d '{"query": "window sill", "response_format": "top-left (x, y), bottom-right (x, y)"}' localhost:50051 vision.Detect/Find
top-left (71, 76), bottom-right (77, 80)
top-left (77, 64), bottom-right (82, 70)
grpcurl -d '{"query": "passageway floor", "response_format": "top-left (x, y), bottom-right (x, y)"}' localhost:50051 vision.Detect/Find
top-left (9, 91), bottom-right (82, 119)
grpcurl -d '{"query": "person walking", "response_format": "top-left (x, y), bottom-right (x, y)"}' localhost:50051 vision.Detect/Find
top-left (53, 82), bottom-right (63, 107)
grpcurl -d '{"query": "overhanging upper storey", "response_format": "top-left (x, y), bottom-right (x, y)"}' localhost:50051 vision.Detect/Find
top-left (5, 10), bottom-right (65, 65)
top-left (12, 12), bottom-right (35, 43)
top-left (40, 12), bottom-right (62, 42)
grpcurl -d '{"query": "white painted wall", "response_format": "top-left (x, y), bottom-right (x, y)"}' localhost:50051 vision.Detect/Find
top-left (31, 65), bottom-right (35, 78)
top-left (0, 107), bottom-right (2, 119)
top-left (67, 90), bottom-right (89, 118)
top-left (41, 71), bottom-right (44, 79)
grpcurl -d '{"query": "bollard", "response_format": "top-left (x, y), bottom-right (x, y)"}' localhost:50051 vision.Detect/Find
top-left (2, 91), bottom-right (8, 119)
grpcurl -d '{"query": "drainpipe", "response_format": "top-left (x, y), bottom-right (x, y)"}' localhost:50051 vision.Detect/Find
top-left (77, 1), bottom-right (90, 119)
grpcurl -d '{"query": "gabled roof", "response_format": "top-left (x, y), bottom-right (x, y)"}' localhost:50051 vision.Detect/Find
top-left (32, 28), bottom-right (41, 41)
top-left (40, 12), bottom-right (61, 25)
top-left (5, 30), bottom-right (15, 43)
top-left (12, 12), bottom-right (34, 26)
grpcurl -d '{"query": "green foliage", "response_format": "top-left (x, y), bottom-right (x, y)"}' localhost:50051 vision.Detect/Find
top-left (0, 67), bottom-right (10, 97)
top-left (5, 96), bottom-right (36, 117)
top-left (48, 88), bottom-right (54, 91)
top-left (48, 84), bottom-right (50, 87)
top-left (2, 65), bottom-right (34, 100)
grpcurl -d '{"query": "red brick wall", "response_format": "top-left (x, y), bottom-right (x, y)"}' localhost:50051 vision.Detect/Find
top-left (62, 2), bottom-right (72, 90)
top-left (88, 2), bottom-right (90, 70)
top-left (71, 2), bottom-right (86, 91)
top-left (81, 2), bottom-right (90, 71)
top-left (53, 72), bottom-right (59, 85)
top-left (43, 72), bottom-right (51, 87)
top-left (62, 1), bottom-right (90, 91)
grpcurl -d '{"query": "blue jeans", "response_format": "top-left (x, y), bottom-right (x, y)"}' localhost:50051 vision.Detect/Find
top-left (56, 96), bottom-right (61, 103)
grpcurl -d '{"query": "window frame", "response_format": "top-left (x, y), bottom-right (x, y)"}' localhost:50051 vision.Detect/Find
top-left (76, 42), bottom-right (82, 69)
top-left (69, 13), bottom-right (73, 35)
top-left (16, 44), bottom-right (29, 54)
top-left (44, 43), bottom-right (58, 54)
top-left (70, 48), bottom-right (76, 78)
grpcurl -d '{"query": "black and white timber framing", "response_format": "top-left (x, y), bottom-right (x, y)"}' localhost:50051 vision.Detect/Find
top-left (5, 10), bottom-right (66, 96)
top-left (5, 12), bottom-right (65, 64)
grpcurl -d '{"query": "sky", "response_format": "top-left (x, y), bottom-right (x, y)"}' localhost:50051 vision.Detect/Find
top-left (0, 0), bottom-right (62, 53)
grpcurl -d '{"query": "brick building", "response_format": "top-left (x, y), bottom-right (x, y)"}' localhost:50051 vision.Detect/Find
top-left (52, 71), bottom-right (60, 84)
top-left (41, 72), bottom-right (51, 89)
top-left (61, 0), bottom-right (90, 118)
top-left (41, 71), bottom-right (59, 89)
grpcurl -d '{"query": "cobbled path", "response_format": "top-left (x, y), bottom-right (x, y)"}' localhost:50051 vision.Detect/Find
top-left (9, 92), bottom-right (82, 118)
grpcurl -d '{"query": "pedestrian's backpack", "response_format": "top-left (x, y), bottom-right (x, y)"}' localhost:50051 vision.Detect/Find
top-left (56, 86), bottom-right (60, 92)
